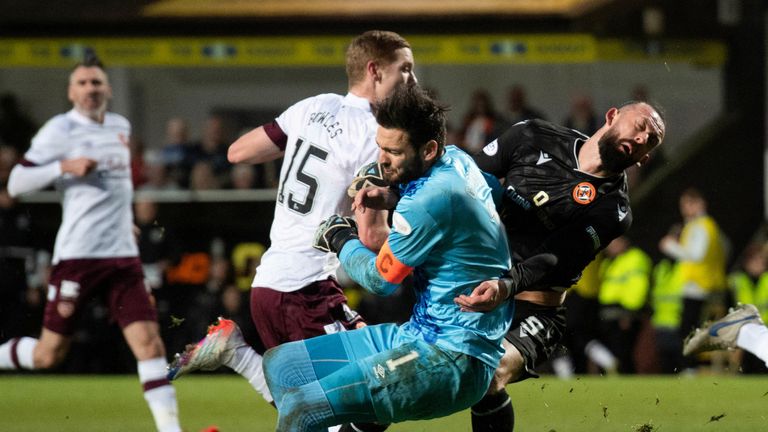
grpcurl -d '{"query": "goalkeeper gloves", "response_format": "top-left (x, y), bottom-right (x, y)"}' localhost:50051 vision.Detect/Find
top-left (313, 215), bottom-right (359, 254)
top-left (347, 161), bottom-right (389, 198)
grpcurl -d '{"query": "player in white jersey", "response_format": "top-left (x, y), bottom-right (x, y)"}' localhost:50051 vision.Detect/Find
top-left (0, 56), bottom-right (182, 432)
top-left (167, 30), bottom-right (414, 432)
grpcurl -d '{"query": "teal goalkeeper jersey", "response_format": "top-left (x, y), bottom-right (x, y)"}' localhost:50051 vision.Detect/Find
top-left (339, 145), bottom-right (512, 368)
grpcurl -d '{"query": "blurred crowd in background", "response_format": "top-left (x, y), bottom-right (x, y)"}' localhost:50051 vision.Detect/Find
top-left (1, 83), bottom-right (765, 377)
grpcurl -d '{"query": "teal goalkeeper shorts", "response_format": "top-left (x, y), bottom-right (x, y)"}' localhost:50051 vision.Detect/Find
top-left (305, 323), bottom-right (494, 424)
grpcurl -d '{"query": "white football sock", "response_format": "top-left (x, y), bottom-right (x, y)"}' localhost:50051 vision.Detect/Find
top-left (138, 357), bottom-right (182, 432)
top-left (232, 345), bottom-right (273, 403)
top-left (0, 337), bottom-right (37, 370)
top-left (551, 355), bottom-right (575, 379)
top-left (736, 323), bottom-right (768, 367)
top-left (585, 339), bottom-right (618, 371)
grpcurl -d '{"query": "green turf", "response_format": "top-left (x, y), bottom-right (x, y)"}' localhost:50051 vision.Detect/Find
top-left (2, 374), bottom-right (767, 431)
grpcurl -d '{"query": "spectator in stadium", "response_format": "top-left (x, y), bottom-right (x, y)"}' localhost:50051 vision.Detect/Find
top-left (454, 100), bottom-right (666, 431)
top-left (263, 83), bottom-right (513, 430)
top-left (188, 160), bottom-right (221, 190)
top-left (563, 92), bottom-right (599, 136)
top-left (187, 114), bottom-right (233, 187)
top-left (597, 235), bottom-right (652, 374)
top-left (503, 84), bottom-right (547, 124)
top-left (458, 88), bottom-right (509, 154)
top-left (139, 155), bottom-right (181, 192)
top-left (684, 303), bottom-right (768, 369)
top-left (159, 117), bottom-right (194, 187)
top-left (557, 253), bottom-right (619, 376)
top-left (659, 187), bottom-right (727, 373)
top-left (134, 198), bottom-right (179, 292)
top-left (0, 92), bottom-right (37, 154)
top-left (0, 55), bottom-right (182, 432)
top-left (227, 163), bottom-right (258, 190)
top-left (649, 258), bottom-right (685, 374)
top-left (0, 145), bottom-right (37, 342)
top-left (128, 135), bottom-right (148, 188)
top-left (166, 30), bottom-right (416, 432)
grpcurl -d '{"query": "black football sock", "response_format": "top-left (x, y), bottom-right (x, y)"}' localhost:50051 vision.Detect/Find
top-left (339, 422), bottom-right (389, 432)
top-left (471, 390), bottom-right (514, 432)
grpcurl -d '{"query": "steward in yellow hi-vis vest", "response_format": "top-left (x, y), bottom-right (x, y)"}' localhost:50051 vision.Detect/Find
top-left (659, 188), bottom-right (727, 370)
top-left (598, 246), bottom-right (652, 312)
top-left (597, 236), bottom-right (652, 373)
top-left (650, 259), bottom-right (685, 373)
top-left (726, 244), bottom-right (768, 373)
top-left (728, 243), bottom-right (768, 323)
top-left (678, 214), bottom-right (726, 292)
top-left (729, 272), bottom-right (768, 323)
top-left (659, 188), bottom-right (727, 297)
top-left (650, 259), bottom-right (684, 330)
top-left (571, 252), bottom-right (603, 299)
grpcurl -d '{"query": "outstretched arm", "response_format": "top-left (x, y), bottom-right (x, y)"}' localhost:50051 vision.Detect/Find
top-left (228, 124), bottom-right (285, 165)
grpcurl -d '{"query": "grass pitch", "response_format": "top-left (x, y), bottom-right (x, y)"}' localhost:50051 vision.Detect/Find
top-left (2, 373), bottom-right (767, 431)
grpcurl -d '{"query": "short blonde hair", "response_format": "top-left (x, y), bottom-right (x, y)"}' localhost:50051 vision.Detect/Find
top-left (345, 30), bottom-right (410, 87)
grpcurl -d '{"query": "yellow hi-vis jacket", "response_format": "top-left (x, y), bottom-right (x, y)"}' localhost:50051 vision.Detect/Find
top-left (598, 247), bottom-right (652, 311)
top-left (729, 271), bottom-right (768, 323)
top-left (679, 215), bottom-right (726, 292)
top-left (651, 259), bottom-right (684, 329)
top-left (571, 252), bottom-right (604, 299)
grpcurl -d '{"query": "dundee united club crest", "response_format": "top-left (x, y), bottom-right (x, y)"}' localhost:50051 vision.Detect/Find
top-left (572, 182), bottom-right (596, 205)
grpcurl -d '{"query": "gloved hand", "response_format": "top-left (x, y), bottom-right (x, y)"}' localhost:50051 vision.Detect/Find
top-left (313, 215), bottom-right (359, 254)
top-left (347, 162), bottom-right (388, 198)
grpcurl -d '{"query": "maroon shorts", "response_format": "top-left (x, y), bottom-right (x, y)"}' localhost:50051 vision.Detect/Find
top-left (44, 257), bottom-right (157, 336)
top-left (250, 278), bottom-right (364, 349)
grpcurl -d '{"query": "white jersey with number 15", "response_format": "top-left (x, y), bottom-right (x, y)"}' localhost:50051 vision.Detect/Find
top-left (253, 93), bottom-right (379, 292)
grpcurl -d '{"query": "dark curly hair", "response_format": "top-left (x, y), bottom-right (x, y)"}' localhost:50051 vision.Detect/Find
top-left (375, 84), bottom-right (448, 153)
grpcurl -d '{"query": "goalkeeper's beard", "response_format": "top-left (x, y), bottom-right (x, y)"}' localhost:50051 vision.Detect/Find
top-left (383, 156), bottom-right (426, 185)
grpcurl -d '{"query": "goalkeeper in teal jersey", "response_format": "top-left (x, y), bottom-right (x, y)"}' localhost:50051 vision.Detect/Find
top-left (262, 84), bottom-right (512, 431)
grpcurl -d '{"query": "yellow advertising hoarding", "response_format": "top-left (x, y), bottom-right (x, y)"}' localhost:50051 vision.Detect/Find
top-left (0, 35), bottom-right (725, 68)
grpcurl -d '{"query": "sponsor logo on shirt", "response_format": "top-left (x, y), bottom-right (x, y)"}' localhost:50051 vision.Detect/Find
top-left (504, 185), bottom-right (532, 210)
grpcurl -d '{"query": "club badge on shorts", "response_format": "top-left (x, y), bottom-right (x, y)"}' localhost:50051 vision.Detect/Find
top-left (57, 301), bottom-right (75, 318)
top-left (572, 182), bottom-right (596, 205)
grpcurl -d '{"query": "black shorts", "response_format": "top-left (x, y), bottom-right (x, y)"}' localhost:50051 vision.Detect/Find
top-left (505, 300), bottom-right (566, 381)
